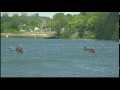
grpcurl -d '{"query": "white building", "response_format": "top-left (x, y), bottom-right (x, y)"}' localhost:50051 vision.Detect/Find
top-left (34, 27), bottom-right (39, 31)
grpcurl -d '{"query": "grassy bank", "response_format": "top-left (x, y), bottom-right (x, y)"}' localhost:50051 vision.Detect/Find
top-left (1, 31), bottom-right (56, 35)
top-left (1, 31), bottom-right (56, 38)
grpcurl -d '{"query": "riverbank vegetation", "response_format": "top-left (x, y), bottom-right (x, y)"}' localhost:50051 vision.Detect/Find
top-left (1, 12), bottom-right (119, 41)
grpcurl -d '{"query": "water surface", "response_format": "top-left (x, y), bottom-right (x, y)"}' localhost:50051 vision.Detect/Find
top-left (1, 38), bottom-right (119, 77)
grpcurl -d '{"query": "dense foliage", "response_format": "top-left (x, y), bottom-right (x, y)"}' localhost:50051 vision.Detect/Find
top-left (1, 14), bottom-right (43, 33)
top-left (1, 12), bottom-right (119, 40)
top-left (52, 12), bottom-right (119, 40)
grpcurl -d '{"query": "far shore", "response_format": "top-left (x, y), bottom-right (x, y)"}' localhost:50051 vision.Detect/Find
top-left (1, 32), bottom-right (57, 39)
top-left (1, 33), bottom-right (118, 41)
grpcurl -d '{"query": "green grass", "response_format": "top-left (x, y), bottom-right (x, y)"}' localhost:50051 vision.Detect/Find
top-left (24, 31), bottom-right (56, 35)
top-left (1, 31), bottom-right (56, 36)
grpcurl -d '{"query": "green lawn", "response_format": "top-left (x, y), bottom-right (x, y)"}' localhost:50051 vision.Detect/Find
top-left (24, 31), bottom-right (56, 35)
top-left (1, 31), bottom-right (56, 36)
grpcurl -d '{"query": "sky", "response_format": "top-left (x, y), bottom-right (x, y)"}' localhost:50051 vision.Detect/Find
top-left (1, 12), bottom-right (80, 18)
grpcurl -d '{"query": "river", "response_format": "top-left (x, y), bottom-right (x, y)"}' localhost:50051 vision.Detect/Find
top-left (1, 38), bottom-right (119, 77)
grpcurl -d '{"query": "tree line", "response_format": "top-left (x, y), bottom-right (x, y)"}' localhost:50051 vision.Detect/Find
top-left (52, 12), bottom-right (119, 41)
top-left (1, 14), bottom-right (44, 33)
top-left (1, 12), bottom-right (119, 40)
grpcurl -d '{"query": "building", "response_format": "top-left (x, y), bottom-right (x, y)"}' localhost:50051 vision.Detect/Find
top-left (40, 16), bottom-right (48, 20)
top-left (66, 14), bottom-right (71, 16)
top-left (13, 14), bottom-right (18, 17)
top-left (35, 13), bottom-right (39, 17)
top-left (34, 27), bottom-right (40, 31)
top-left (31, 13), bottom-right (39, 17)
top-left (21, 13), bottom-right (27, 16)
top-left (2, 13), bottom-right (8, 17)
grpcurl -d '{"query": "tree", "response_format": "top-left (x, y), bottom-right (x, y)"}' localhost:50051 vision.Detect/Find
top-left (95, 12), bottom-right (118, 40)
top-left (10, 17), bottom-right (20, 30)
top-left (1, 22), bottom-right (11, 33)
top-left (86, 16), bottom-right (99, 32)
top-left (52, 13), bottom-right (67, 38)
top-left (1, 13), bottom-right (10, 24)
top-left (112, 22), bottom-right (119, 41)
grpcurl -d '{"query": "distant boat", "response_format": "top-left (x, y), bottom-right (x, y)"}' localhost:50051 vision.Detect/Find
top-left (84, 47), bottom-right (96, 53)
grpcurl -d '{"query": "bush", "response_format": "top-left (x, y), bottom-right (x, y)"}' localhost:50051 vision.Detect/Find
top-left (112, 29), bottom-right (119, 41)
top-left (2, 29), bottom-right (24, 34)
top-left (24, 26), bottom-right (35, 31)
top-left (82, 31), bottom-right (95, 39)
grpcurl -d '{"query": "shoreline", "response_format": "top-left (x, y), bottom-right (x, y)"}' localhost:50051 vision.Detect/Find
top-left (1, 33), bottom-right (118, 41)
top-left (1, 33), bottom-right (57, 39)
